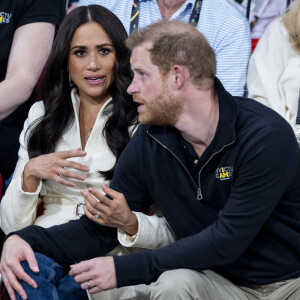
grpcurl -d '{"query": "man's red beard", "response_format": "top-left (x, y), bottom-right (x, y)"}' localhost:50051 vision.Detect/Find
top-left (133, 88), bottom-right (183, 126)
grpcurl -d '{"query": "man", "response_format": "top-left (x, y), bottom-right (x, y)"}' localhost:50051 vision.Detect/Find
top-left (75, 0), bottom-right (251, 97)
top-left (2, 21), bottom-right (300, 300)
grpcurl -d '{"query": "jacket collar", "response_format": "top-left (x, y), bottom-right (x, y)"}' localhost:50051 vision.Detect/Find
top-left (70, 88), bottom-right (113, 122)
top-left (147, 77), bottom-right (239, 154)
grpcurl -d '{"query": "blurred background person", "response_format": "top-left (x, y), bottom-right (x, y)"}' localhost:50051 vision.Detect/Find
top-left (76, 0), bottom-right (251, 97)
top-left (247, 0), bottom-right (300, 137)
top-left (0, 0), bottom-right (65, 258)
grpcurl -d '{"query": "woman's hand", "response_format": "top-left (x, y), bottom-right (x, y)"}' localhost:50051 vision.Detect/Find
top-left (81, 184), bottom-right (138, 235)
top-left (23, 148), bottom-right (90, 192)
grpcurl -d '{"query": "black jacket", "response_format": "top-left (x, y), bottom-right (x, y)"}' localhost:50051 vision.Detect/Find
top-left (16, 79), bottom-right (300, 287)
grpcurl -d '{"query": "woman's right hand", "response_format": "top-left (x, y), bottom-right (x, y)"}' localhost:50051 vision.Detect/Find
top-left (22, 148), bottom-right (90, 192)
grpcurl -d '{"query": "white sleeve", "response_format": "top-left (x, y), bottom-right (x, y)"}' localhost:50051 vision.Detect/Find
top-left (118, 212), bottom-right (176, 249)
top-left (247, 17), bottom-right (300, 128)
top-left (0, 102), bottom-right (44, 234)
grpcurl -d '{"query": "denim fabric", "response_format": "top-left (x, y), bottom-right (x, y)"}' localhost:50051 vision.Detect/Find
top-left (17, 252), bottom-right (88, 300)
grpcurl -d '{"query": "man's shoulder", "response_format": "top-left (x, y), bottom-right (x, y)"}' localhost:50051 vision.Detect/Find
top-left (238, 97), bottom-right (295, 136)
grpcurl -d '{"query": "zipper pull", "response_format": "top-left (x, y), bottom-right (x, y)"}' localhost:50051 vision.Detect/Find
top-left (197, 188), bottom-right (202, 200)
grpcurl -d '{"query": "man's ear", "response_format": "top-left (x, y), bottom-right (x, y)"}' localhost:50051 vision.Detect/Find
top-left (171, 65), bottom-right (185, 89)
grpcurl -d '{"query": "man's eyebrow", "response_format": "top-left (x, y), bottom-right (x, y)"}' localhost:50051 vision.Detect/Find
top-left (133, 66), bottom-right (147, 73)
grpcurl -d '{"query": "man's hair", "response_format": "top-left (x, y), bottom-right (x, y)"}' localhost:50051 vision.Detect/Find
top-left (126, 20), bottom-right (216, 90)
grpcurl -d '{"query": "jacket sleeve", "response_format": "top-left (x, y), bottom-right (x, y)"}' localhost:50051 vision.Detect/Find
top-left (12, 215), bottom-right (119, 264)
top-left (0, 102), bottom-right (44, 234)
top-left (247, 18), bottom-right (300, 131)
top-left (113, 127), bottom-right (300, 287)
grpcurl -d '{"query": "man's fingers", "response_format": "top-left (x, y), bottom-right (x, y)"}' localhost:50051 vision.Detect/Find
top-left (87, 287), bottom-right (101, 294)
top-left (13, 264), bottom-right (37, 289)
top-left (26, 251), bottom-right (39, 274)
top-left (69, 261), bottom-right (90, 277)
top-left (1, 272), bottom-right (17, 300)
top-left (4, 268), bottom-right (28, 300)
top-left (73, 271), bottom-right (91, 284)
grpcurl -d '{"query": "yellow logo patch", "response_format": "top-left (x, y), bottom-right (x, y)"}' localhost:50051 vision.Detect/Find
top-left (215, 166), bottom-right (233, 180)
top-left (0, 12), bottom-right (12, 24)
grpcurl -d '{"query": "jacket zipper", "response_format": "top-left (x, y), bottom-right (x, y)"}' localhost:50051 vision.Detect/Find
top-left (148, 131), bottom-right (235, 201)
top-left (197, 140), bottom-right (235, 200)
top-left (148, 132), bottom-right (198, 191)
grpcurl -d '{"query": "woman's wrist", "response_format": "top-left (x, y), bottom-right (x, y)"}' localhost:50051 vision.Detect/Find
top-left (22, 161), bottom-right (40, 192)
top-left (120, 212), bottom-right (138, 236)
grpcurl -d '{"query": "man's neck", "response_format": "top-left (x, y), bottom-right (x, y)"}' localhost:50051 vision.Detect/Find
top-left (157, 0), bottom-right (186, 19)
top-left (176, 87), bottom-right (219, 158)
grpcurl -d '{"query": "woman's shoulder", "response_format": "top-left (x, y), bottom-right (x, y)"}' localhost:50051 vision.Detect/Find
top-left (28, 101), bottom-right (45, 121)
top-left (263, 17), bottom-right (287, 40)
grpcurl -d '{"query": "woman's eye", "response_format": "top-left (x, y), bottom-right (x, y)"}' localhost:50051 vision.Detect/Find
top-left (99, 48), bottom-right (111, 55)
top-left (74, 50), bottom-right (85, 57)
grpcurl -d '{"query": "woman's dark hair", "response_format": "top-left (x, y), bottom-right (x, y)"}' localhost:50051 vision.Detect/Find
top-left (27, 5), bottom-right (138, 180)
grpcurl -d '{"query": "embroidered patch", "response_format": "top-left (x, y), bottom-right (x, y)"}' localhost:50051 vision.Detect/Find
top-left (215, 166), bottom-right (233, 180)
top-left (0, 12), bottom-right (12, 24)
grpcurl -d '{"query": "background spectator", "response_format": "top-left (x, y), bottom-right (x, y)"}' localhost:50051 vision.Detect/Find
top-left (0, 0), bottom-right (65, 185)
top-left (229, 0), bottom-right (290, 52)
top-left (77, 0), bottom-right (251, 97)
top-left (0, 0), bottom-right (65, 257)
top-left (247, 0), bottom-right (300, 137)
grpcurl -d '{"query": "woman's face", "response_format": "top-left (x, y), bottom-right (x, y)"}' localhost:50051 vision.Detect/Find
top-left (68, 22), bottom-right (116, 103)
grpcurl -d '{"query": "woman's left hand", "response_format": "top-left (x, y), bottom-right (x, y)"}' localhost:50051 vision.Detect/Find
top-left (81, 184), bottom-right (138, 235)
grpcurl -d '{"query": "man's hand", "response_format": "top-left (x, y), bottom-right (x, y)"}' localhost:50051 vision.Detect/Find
top-left (69, 257), bottom-right (117, 294)
top-left (82, 184), bottom-right (138, 235)
top-left (0, 235), bottom-right (39, 300)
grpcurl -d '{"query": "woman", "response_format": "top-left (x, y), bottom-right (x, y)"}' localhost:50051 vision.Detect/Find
top-left (0, 5), bottom-right (138, 233)
top-left (0, 6), bottom-right (175, 300)
top-left (247, 0), bottom-right (300, 137)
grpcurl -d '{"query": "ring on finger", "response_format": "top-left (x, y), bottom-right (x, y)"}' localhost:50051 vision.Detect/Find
top-left (56, 174), bottom-right (62, 183)
top-left (94, 212), bottom-right (100, 219)
top-left (87, 280), bottom-right (90, 289)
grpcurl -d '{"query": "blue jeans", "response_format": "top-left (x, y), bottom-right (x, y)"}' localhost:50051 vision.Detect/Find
top-left (17, 252), bottom-right (88, 300)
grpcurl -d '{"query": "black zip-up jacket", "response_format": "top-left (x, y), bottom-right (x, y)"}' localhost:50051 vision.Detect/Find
top-left (15, 79), bottom-right (300, 287)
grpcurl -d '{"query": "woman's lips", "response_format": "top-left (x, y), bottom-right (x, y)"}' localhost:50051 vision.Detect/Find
top-left (84, 76), bottom-right (105, 85)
